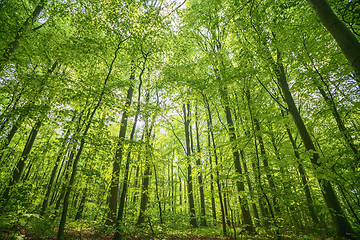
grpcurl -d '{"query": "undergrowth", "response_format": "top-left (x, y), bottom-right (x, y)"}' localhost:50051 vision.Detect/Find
top-left (0, 213), bottom-right (352, 240)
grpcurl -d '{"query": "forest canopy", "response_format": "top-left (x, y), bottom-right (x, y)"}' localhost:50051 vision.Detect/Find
top-left (0, 0), bottom-right (360, 239)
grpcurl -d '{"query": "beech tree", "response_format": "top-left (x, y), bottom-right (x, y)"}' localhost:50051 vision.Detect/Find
top-left (0, 0), bottom-right (359, 239)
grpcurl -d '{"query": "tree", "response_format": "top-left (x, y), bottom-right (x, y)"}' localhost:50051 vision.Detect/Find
top-left (307, 0), bottom-right (360, 82)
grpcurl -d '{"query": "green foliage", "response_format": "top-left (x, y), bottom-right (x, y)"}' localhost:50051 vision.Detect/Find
top-left (0, 0), bottom-right (359, 239)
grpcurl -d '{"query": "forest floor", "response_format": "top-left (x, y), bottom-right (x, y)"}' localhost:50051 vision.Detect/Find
top-left (2, 226), bottom-right (229, 240)
top-left (0, 214), bottom-right (344, 240)
top-left (1, 225), bottom-right (341, 240)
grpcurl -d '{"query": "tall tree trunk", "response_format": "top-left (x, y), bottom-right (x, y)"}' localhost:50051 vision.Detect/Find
top-left (0, 60), bottom-right (57, 161)
top-left (204, 96), bottom-right (227, 234)
top-left (132, 163), bottom-right (140, 204)
top-left (153, 166), bottom-right (163, 224)
top-left (171, 152), bottom-right (175, 213)
top-left (57, 134), bottom-right (86, 239)
top-left (57, 40), bottom-right (125, 240)
top-left (52, 151), bottom-right (74, 219)
top-left (246, 89), bottom-right (270, 227)
top-left (194, 107), bottom-right (207, 226)
top-left (222, 181), bottom-right (231, 227)
top-left (136, 124), bottom-right (154, 226)
top-left (114, 73), bottom-right (143, 239)
top-left (106, 79), bottom-right (135, 225)
top-left (307, 0), bottom-right (360, 82)
top-left (0, 0), bottom-right (46, 71)
top-left (253, 119), bottom-right (280, 216)
top-left (136, 88), bottom-right (158, 227)
top-left (1, 120), bottom-right (41, 202)
top-left (183, 103), bottom-right (198, 228)
top-left (240, 150), bottom-right (260, 226)
top-left (276, 54), bottom-right (355, 238)
top-left (40, 115), bottom-right (74, 216)
top-left (74, 187), bottom-right (87, 220)
top-left (207, 131), bottom-right (217, 222)
top-left (283, 116), bottom-right (320, 226)
top-left (219, 87), bottom-right (255, 233)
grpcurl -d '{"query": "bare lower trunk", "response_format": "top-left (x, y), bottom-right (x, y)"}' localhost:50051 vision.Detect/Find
top-left (220, 87), bottom-right (254, 233)
top-left (107, 81), bottom-right (134, 225)
top-left (277, 58), bottom-right (355, 238)
top-left (183, 104), bottom-right (198, 228)
top-left (1, 120), bottom-right (41, 201)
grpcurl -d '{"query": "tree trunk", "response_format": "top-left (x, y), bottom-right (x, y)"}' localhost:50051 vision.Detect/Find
top-left (40, 116), bottom-right (74, 216)
top-left (307, 0), bottom-right (360, 81)
top-left (0, 0), bottom-right (46, 71)
top-left (283, 118), bottom-right (320, 226)
top-left (183, 103), bottom-right (198, 228)
top-left (222, 181), bottom-right (231, 227)
top-left (246, 89), bottom-right (270, 227)
top-left (154, 166), bottom-right (163, 224)
top-left (106, 80), bottom-right (135, 225)
top-left (253, 119), bottom-right (280, 216)
top-left (240, 150), bottom-right (260, 226)
top-left (57, 41), bottom-right (124, 240)
top-left (136, 89), bottom-right (157, 227)
top-left (114, 76), bottom-right (143, 239)
top-left (171, 152), bottom-right (175, 213)
top-left (2, 120), bottom-right (41, 201)
top-left (136, 127), bottom-right (153, 226)
top-left (276, 56), bottom-right (355, 238)
top-left (194, 107), bottom-right (207, 226)
top-left (204, 96), bottom-right (227, 234)
top-left (219, 87), bottom-right (255, 233)
top-left (74, 187), bottom-right (87, 220)
top-left (57, 136), bottom-right (85, 239)
top-left (52, 151), bottom-right (74, 219)
top-left (132, 163), bottom-right (140, 204)
top-left (179, 175), bottom-right (182, 210)
top-left (207, 131), bottom-right (217, 222)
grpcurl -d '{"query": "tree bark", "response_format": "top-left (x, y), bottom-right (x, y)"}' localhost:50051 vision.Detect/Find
top-left (194, 107), bottom-right (207, 226)
top-left (113, 74), bottom-right (143, 240)
top-left (240, 150), bottom-right (260, 226)
top-left (136, 123), bottom-right (154, 226)
top-left (276, 56), bottom-right (355, 238)
top-left (204, 96), bottom-right (227, 234)
top-left (307, 0), bottom-right (360, 81)
top-left (153, 165), bottom-right (163, 224)
top-left (0, 0), bottom-right (46, 71)
top-left (106, 80), bottom-right (135, 225)
top-left (219, 87), bottom-right (255, 233)
top-left (74, 187), bottom-right (87, 220)
top-left (57, 40), bottom-right (124, 240)
top-left (246, 89), bottom-right (270, 227)
top-left (283, 117), bottom-right (320, 226)
top-left (40, 115), bottom-right (74, 216)
top-left (253, 119), bottom-right (280, 216)
top-left (183, 103), bottom-right (198, 228)
top-left (207, 131), bottom-right (217, 222)
top-left (2, 120), bottom-right (41, 201)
